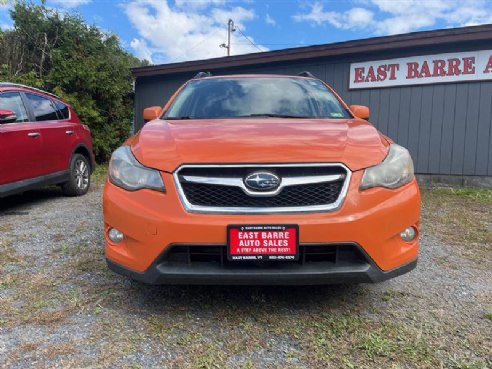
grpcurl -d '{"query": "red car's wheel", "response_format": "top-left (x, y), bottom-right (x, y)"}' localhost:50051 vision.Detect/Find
top-left (62, 154), bottom-right (91, 196)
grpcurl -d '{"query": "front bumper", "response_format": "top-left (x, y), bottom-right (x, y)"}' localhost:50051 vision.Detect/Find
top-left (103, 170), bottom-right (420, 283)
top-left (106, 245), bottom-right (417, 285)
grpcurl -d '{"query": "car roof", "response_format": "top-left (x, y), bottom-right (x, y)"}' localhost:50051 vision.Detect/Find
top-left (0, 82), bottom-right (64, 102)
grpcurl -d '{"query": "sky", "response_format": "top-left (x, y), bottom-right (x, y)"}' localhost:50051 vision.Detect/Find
top-left (1, 0), bottom-right (492, 65)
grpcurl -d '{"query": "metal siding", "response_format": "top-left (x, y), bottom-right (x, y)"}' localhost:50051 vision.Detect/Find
top-left (369, 89), bottom-right (381, 129)
top-left (477, 82), bottom-right (492, 175)
top-left (451, 84), bottom-right (469, 174)
top-left (428, 85), bottom-right (445, 173)
top-left (439, 84), bottom-right (457, 174)
top-left (463, 83), bottom-right (481, 175)
top-left (407, 86), bottom-right (423, 171)
top-left (325, 62), bottom-right (336, 87)
top-left (134, 55), bottom-right (492, 177)
top-left (134, 75), bottom-right (188, 130)
top-left (489, 107), bottom-right (492, 175)
top-left (417, 87), bottom-right (434, 173)
top-left (378, 89), bottom-right (391, 136)
top-left (332, 63), bottom-right (346, 98)
top-left (387, 88), bottom-right (401, 141)
top-left (359, 89), bottom-right (371, 109)
top-left (396, 88), bottom-right (411, 147)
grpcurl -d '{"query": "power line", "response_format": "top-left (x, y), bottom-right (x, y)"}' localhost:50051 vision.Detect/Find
top-left (235, 26), bottom-right (264, 53)
top-left (168, 28), bottom-right (222, 63)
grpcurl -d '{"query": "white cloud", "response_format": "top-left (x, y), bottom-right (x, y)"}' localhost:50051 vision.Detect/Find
top-left (123, 0), bottom-right (266, 64)
top-left (174, 0), bottom-right (227, 8)
top-left (211, 6), bottom-right (254, 28)
top-left (130, 38), bottom-right (154, 62)
top-left (265, 13), bottom-right (276, 26)
top-left (294, 0), bottom-right (492, 35)
top-left (293, 3), bottom-right (374, 30)
top-left (49, 0), bottom-right (92, 9)
top-left (0, 1), bottom-right (11, 12)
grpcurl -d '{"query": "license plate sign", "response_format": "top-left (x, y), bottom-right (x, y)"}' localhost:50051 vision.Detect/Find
top-left (227, 225), bottom-right (299, 261)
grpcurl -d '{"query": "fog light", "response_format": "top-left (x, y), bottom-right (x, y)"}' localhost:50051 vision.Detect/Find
top-left (400, 227), bottom-right (417, 242)
top-left (108, 228), bottom-right (124, 243)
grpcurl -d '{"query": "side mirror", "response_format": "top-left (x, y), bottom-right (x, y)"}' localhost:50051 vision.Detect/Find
top-left (349, 105), bottom-right (370, 120)
top-left (143, 106), bottom-right (162, 122)
top-left (0, 109), bottom-right (17, 124)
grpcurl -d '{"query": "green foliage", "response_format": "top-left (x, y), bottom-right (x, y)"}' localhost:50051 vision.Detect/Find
top-left (0, 1), bottom-right (148, 162)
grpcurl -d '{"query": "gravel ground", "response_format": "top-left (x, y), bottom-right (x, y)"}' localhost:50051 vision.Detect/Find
top-left (0, 182), bottom-right (491, 369)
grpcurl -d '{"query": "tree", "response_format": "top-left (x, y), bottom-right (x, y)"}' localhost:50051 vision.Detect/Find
top-left (0, 1), bottom-right (147, 162)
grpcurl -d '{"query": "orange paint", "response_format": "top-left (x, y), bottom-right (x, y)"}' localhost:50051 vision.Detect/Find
top-left (104, 75), bottom-right (420, 282)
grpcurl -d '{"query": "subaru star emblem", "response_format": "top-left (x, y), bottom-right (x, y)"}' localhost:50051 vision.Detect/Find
top-left (244, 171), bottom-right (281, 191)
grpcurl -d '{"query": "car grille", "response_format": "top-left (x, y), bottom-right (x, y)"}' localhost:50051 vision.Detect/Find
top-left (181, 181), bottom-right (343, 207)
top-left (161, 244), bottom-right (368, 268)
top-left (174, 164), bottom-right (350, 214)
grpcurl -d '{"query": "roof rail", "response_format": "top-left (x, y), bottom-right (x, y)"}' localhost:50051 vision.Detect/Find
top-left (0, 82), bottom-right (62, 100)
top-left (297, 71), bottom-right (315, 78)
top-left (194, 71), bottom-right (212, 79)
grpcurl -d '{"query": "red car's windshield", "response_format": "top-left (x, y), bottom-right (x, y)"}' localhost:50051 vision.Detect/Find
top-left (163, 77), bottom-right (351, 120)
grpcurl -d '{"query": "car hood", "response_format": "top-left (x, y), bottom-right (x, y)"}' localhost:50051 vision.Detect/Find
top-left (128, 118), bottom-right (389, 172)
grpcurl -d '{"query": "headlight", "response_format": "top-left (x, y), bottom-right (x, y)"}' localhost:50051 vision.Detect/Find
top-left (360, 144), bottom-right (414, 190)
top-left (109, 146), bottom-right (165, 192)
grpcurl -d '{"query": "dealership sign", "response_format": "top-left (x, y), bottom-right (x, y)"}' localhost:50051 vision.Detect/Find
top-left (349, 50), bottom-right (492, 89)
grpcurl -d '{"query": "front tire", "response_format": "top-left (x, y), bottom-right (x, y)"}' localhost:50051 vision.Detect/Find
top-left (62, 154), bottom-right (91, 196)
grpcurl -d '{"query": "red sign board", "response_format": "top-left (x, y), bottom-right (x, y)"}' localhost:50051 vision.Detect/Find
top-left (227, 225), bottom-right (299, 261)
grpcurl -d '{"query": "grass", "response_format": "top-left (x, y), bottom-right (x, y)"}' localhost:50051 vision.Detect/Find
top-left (92, 163), bottom-right (108, 184)
top-left (421, 187), bottom-right (492, 262)
top-left (357, 332), bottom-right (394, 358)
top-left (432, 187), bottom-right (492, 203)
top-left (448, 356), bottom-right (485, 369)
top-left (0, 239), bottom-right (23, 265)
top-left (0, 184), bottom-right (491, 368)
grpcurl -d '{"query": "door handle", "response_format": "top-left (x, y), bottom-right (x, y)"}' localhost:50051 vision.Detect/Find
top-left (65, 130), bottom-right (74, 135)
top-left (27, 132), bottom-right (40, 137)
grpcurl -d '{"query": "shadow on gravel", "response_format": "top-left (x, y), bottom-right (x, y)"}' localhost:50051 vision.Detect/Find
top-left (0, 185), bottom-right (101, 213)
top-left (0, 186), bottom-right (64, 213)
top-left (115, 281), bottom-right (366, 315)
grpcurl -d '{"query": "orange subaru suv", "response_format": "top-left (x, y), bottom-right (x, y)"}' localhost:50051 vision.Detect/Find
top-left (103, 72), bottom-right (420, 285)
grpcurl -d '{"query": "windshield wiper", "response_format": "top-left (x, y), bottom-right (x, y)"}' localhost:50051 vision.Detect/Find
top-left (164, 116), bottom-right (193, 120)
top-left (164, 114), bottom-right (315, 120)
top-left (239, 113), bottom-right (315, 119)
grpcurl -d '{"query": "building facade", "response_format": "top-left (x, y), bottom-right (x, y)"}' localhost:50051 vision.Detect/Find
top-left (131, 25), bottom-right (492, 182)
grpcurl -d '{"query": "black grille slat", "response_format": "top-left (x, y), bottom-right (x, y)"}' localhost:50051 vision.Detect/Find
top-left (181, 181), bottom-right (343, 208)
top-left (162, 245), bottom-right (367, 267)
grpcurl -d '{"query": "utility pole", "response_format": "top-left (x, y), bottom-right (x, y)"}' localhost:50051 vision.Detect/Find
top-left (219, 19), bottom-right (236, 56)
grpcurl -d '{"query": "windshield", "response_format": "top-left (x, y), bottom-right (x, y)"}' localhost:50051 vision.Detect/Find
top-left (163, 77), bottom-right (351, 120)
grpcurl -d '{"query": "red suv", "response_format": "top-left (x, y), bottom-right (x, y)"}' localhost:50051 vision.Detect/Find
top-left (0, 83), bottom-right (95, 198)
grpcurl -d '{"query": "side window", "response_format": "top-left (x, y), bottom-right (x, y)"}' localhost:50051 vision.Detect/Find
top-left (0, 92), bottom-right (29, 123)
top-left (25, 93), bottom-right (59, 121)
top-left (54, 100), bottom-right (70, 120)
